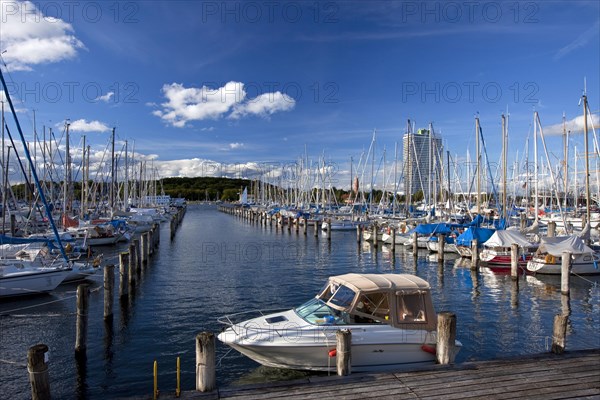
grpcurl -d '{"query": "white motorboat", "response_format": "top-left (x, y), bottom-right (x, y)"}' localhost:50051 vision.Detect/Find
top-left (0, 244), bottom-right (71, 297)
top-left (526, 235), bottom-right (600, 275)
top-left (218, 273), bottom-right (461, 372)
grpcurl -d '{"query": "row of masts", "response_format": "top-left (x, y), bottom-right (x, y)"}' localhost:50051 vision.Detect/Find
top-left (0, 109), bottom-right (167, 224)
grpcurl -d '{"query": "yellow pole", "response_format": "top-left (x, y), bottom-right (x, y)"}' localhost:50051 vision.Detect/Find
top-left (176, 357), bottom-right (181, 397)
top-left (153, 360), bottom-right (158, 400)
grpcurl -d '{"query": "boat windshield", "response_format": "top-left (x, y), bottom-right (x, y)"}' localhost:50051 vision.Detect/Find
top-left (294, 298), bottom-right (349, 325)
top-left (318, 283), bottom-right (356, 309)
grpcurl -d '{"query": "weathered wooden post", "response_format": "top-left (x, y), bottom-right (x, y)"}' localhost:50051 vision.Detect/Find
top-left (141, 233), bottom-right (149, 265)
top-left (510, 243), bottom-right (519, 280)
top-left (520, 213), bottom-right (527, 230)
top-left (154, 223), bottom-right (160, 246)
top-left (436, 312), bottom-right (457, 364)
top-left (104, 264), bottom-right (114, 320)
top-left (128, 243), bottom-right (137, 285)
top-left (561, 251), bottom-right (572, 295)
top-left (547, 221), bottom-right (556, 237)
top-left (470, 239), bottom-right (479, 270)
top-left (372, 223), bottom-right (378, 248)
top-left (356, 225), bottom-right (361, 243)
top-left (28, 344), bottom-right (51, 400)
top-left (412, 232), bottom-right (418, 253)
top-left (170, 216), bottom-right (175, 239)
top-left (75, 284), bottom-right (89, 355)
top-left (336, 329), bottom-right (351, 376)
top-left (326, 218), bottom-right (332, 241)
top-left (119, 252), bottom-right (129, 298)
top-left (437, 234), bottom-right (445, 262)
top-left (303, 218), bottom-right (307, 235)
top-left (314, 220), bottom-right (319, 237)
top-left (195, 332), bottom-right (216, 392)
top-left (390, 227), bottom-right (396, 253)
top-left (134, 238), bottom-right (142, 272)
top-left (551, 314), bottom-right (568, 354)
top-left (148, 229), bottom-right (154, 256)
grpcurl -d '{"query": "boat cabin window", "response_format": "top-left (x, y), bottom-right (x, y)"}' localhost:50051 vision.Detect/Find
top-left (397, 292), bottom-right (427, 323)
top-left (319, 284), bottom-right (356, 309)
top-left (295, 298), bottom-right (349, 325)
top-left (352, 292), bottom-right (390, 324)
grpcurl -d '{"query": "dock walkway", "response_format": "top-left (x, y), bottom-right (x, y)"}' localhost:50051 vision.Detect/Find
top-left (148, 349), bottom-right (600, 399)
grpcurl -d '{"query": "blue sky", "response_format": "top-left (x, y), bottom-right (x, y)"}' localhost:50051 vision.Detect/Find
top-left (1, 0), bottom-right (599, 189)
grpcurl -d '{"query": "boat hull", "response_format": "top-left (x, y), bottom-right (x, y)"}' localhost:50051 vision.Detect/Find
top-left (0, 268), bottom-right (70, 297)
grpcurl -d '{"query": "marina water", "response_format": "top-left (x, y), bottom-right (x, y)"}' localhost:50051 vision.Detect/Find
top-left (1, 204), bottom-right (599, 399)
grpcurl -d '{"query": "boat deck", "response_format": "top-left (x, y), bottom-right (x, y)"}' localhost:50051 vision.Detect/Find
top-left (147, 349), bottom-right (600, 399)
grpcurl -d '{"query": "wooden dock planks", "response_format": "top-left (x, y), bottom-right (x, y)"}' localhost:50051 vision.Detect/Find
top-left (151, 349), bottom-right (600, 399)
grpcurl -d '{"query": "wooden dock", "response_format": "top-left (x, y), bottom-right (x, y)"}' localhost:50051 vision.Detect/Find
top-left (149, 349), bottom-right (600, 399)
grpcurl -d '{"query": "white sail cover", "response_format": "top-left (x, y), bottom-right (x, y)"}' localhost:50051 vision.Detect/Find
top-left (484, 230), bottom-right (533, 248)
top-left (539, 235), bottom-right (595, 256)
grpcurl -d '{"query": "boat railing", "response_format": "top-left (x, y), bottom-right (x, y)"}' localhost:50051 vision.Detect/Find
top-left (217, 308), bottom-right (291, 336)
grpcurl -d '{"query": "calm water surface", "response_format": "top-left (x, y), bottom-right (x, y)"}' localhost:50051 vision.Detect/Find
top-left (1, 204), bottom-right (599, 398)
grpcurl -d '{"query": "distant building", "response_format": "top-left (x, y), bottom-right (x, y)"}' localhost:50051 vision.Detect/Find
top-left (403, 128), bottom-right (443, 201)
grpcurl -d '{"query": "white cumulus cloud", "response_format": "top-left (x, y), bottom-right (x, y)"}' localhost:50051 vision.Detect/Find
top-left (154, 81), bottom-right (295, 127)
top-left (544, 113), bottom-right (600, 136)
top-left (96, 92), bottom-right (114, 102)
top-left (229, 142), bottom-right (244, 149)
top-left (0, 0), bottom-right (86, 71)
top-left (67, 119), bottom-right (111, 133)
top-left (230, 91), bottom-right (295, 119)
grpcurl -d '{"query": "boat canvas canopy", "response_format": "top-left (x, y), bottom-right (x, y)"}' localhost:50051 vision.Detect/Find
top-left (538, 235), bottom-right (595, 256)
top-left (456, 227), bottom-right (495, 247)
top-left (328, 273), bottom-right (431, 294)
top-left (483, 230), bottom-right (533, 248)
top-left (409, 223), bottom-right (453, 236)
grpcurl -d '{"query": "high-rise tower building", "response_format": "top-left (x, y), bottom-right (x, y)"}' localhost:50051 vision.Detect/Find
top-left (403, 127), bottom-right (443, 202)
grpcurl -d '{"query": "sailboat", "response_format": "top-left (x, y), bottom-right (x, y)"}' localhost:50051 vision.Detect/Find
top-left (0, 64), bottom-right (73, 297)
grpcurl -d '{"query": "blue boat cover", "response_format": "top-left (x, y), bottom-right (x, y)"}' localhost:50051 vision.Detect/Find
top-left (455, 227), bottom-right (495, 247)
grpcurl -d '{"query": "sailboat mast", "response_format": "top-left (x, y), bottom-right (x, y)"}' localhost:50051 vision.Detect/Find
top-left (110, 127), bottom-right (116, 212)
top-left (533, 112), bottom-right (539, 222)
top-left (80, 135), bottom-right (86, 219)
top-left (475, 116), bottom-right (481, 215)
top-left (502, 114), bottom-right (508, 222)
top-left (582, 94), bottom-right (591, 225)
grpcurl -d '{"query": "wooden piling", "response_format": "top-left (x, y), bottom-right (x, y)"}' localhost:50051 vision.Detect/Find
top-left (437, 234), bottom-right (445, 262)
top-left (148, 229), bottom-right (154, 256)
top-left (119, 252), bottom-right (129, 298)
top-left (28, 344), bottom-right (51, 400)
top-left (141, 233), bottom-right (149, 265)
top-left (195, 332), bottom-right (216, 392)
top-left (303, 218), bottom-right (307, 235)
top-left (548, 221), bottom-right (556, 237)
top-left (103, 264), bottom-right (114, 320)
top-left (510, 243), bottom-right (519, 280)
top-left (551, 314), bottom-right (568, 354)
top-left (128, 243), bottom-right (137, 284)
top-left (520, 213), bottom-right (527, 230)
top-left (75, 284), bottom-right (89, 355)
top-left (561, 251), bottom-right (572, 295)
top-left (412, 232), bottom-right (418, 253)
top-left (356, 225), bottom-right (361, 243)
top-left (391, 227), bottom-right (396, 252)
top-left (372, 223), bottom-right (378, 248)
top-left (133, 239), bottom-right (141, 272)
top-left (314, 220), bottom-right (319, 237)
top-left (336, 329), bottom-right (351, 376)
top-left (326, 218), bottom-right (332, 241)
top-left (470, 239), bottom-right (479, 270)
top-left (436, 312), bottom-right (457, 365)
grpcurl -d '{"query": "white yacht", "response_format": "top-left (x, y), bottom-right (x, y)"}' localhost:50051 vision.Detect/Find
top-left (218, 273), bottom-right (460, 372)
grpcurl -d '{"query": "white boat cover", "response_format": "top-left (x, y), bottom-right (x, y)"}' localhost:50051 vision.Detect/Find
top-left (328, 273), bottom-right (430, 294)
top-left (484, 230), bottom-right (533, 248)
top-left (539, 235), bottom-right (595, 256)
